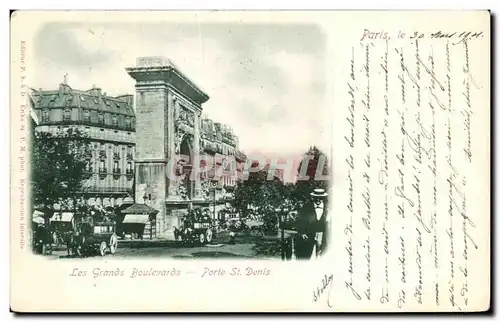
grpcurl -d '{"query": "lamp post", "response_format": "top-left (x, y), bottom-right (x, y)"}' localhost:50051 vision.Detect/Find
top-left (208, 180), bottom-right (219, 220)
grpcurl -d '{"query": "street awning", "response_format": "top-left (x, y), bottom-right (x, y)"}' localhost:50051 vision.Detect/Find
top-left (122, 214), bottom-right (149, 224)
top-left (32, 211), bottom-right (44, 224)
top-left (33, 210), bottom-right (44, 216)
top-left (32, 210), bottom-right (45, 221)
top-left (121, 203), bottom-right (159, 215)
top-left (51, 212), bottom-right (74, 222)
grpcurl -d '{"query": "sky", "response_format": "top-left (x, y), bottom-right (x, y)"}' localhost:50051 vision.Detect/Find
top-left (32, 22), bottom-right (330, 157)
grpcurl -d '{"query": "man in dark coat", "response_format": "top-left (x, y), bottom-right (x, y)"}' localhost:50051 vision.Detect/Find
top-left (294, 188), bottom-right (329, 260)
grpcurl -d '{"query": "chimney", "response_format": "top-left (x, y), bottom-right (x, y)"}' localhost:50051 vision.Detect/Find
top-left (63, 73), bottom-right (68, 85)
top-left (90, 85), bottom-right (102, 98)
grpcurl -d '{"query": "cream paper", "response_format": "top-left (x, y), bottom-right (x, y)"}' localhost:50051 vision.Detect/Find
top-left (10, 10), bottom-right (490, 312)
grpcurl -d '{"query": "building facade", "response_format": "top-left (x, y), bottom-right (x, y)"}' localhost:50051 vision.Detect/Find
top-left (30, 79), bottom-right (136, 207)
top-left (199, 117), bottom-right (246, 196)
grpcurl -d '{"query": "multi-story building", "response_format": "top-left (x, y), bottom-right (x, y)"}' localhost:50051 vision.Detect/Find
top-left (29, 76), bottom-right (247, 210)
top-left (198, 117), bottom-right (247, 203)
top-left (29, 78), bottom-right (136, 207)
top-left (200, 117), bottom-right (246, 187)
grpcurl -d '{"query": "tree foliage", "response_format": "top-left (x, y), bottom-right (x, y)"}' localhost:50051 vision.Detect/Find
top-left (232, 147), bottom-right (330, 217)
top-left (231, 148), bottom-right (330, 234)
top-left (232, 163), bottom-right (287, 214)
top-left (31, 128), bottom-right (93, 215)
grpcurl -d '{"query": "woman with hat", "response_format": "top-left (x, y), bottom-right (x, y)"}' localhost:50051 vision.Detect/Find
top-left (294, 188), bottom-right (329, 260)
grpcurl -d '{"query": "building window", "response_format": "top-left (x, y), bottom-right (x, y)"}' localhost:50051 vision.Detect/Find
top-left (63, 108), bottom-right (71, 121)
top-left (99, 143), bottom-right (106, 159)
top-left (127, 145), bottom-right (133, 160)
top-left (98, 112), bottom-right (104, 124)
top-left (113, 146), bottom-right (120, 165)
top-left (112, 114), bottom-right (118, 126)
top-left (125, 117), bottom-right (132, 129)
top-left (99, 159), bottom-right (107, 179)
top-left (85, 143), bottom-right (93, 160)
top-left (126, 161), bottom-right (133, 179)
top-left (42, 109), bottom-right (50, 122)
top-left (83, 109), bottom-right (90, 122)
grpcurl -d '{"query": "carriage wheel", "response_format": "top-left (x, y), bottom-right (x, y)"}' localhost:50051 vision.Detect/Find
top-left (199, 232), bottom-right (205, 244)
top-left (205, 228), bottom-right (213, 244)
top-left (109, 235), bottom-right (118, 254)
top-left (67, 237), bottom-right (73, 256)
top-left (99, 241), bottom-right (107, 256)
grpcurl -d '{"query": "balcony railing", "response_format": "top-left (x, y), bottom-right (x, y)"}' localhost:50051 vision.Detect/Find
top-left (98, 167), bottom-right (107, 179)
top-left (112, 168), bottom-right (121, 179)
top-left (82, 169), bottom-right (93, 179)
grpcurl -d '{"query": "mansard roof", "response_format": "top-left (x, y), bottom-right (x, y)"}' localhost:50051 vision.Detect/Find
top-left (30, 84), bottom-right (135, 118)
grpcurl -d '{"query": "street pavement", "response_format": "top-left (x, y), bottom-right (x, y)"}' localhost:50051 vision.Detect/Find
top-left (47, 232), bottom-right (283, 260)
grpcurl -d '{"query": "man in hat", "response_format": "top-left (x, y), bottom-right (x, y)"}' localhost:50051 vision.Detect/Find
top-left (294, 188), bottom-right (329, 259)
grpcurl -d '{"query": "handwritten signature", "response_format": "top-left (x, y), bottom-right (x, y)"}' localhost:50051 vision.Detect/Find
top-left (313, 273), bottom-right (334, 308)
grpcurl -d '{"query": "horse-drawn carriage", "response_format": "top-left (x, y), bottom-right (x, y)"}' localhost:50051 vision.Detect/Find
top-left (174, 208), bottom-right (217, 245)
top-left (70, 221), bottom-right (118, 257)
top-left (50, 212), bottom-right (75, 247)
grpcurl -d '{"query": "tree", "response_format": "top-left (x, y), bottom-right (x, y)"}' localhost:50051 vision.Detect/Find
top-left (31, 128), bottom-right (92, 219)
top-left (231, 162), bottom-right (290, 234)
top-left (293, 146), bottom-right (330, 205)
top-left (231, 150), bottom-right (330, 235)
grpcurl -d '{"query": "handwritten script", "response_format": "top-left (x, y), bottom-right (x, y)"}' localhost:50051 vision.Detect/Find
top-left (338, 22), bottom-right (489, 311)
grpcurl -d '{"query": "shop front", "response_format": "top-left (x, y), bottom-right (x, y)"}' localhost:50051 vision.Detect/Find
top-left (118, 203), bottom-right (159, 240)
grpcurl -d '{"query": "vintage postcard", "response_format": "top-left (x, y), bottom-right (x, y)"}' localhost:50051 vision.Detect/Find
top-left (10, 10), bottom-right (490, 312)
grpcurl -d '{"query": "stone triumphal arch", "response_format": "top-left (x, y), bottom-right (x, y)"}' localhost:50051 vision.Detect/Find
top-left (126, 56), bottom-right (210, 239)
